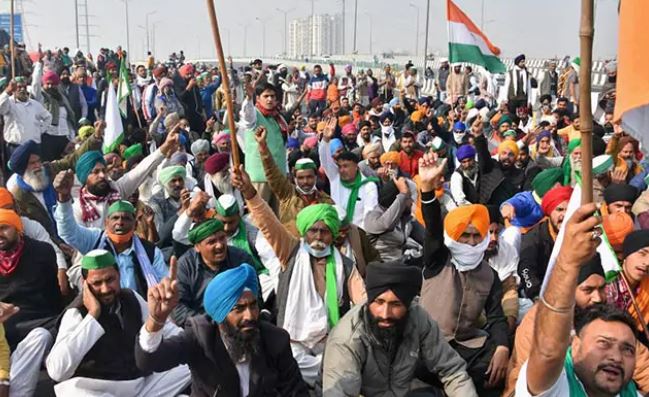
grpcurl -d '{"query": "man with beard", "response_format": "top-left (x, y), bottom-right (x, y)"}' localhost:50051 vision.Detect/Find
top-left (376, 112), bottom-right (400, 153)
top-left (202, 152), bottom-right (244, 209)
top-left (320, 117), bottom-right (380, 229)
top-left (502, 54), bottom-right (532, 114)
top-left (472, 116), bottom-right (526, 206)
top-left (142, 64), bottom-right (168, 123)
top-left (256, 127), bottom-right (333, 235)
top-left (397, 132), bottom-right (424, 177)
top-left (148, 165), bottom-right (187, 237)
top-left (190, 138), bottom-right (210, 180)
top-left (418, 152), bottom-right (510, 397)
top-left (446, 64), bottom-right (467, 105)
top-left (450, 144), bottom-right (479, 206)
top-left (59, 67), bottom-right (88, 123)
top-left (364, 177), bottom-right (424, 263)
top-left (45, 250), bottom-right (191, 395)
top-left (54, 171), bottom-right (168, 297)
top-left (518, 185), bottom-right (573, 301)
top-left (239, 81), bottom-right (288, 212)
top-left (172, 63), bottom-right (205, 132)
top-left (0, 209), bottom-right (62, 397)
top-left (603, 183), bottom-right (638, 216)
top-left (356, 120), bottom-right (380, 150)
top-left (71, 129), bottom-right (177, 228)
top-left (136, 263), bottom-right (308, 396)
top-left (340, 123), bottom-right (360, 156)
top-left (0, 78), bottom-right (52, 153)
top-left (231, 167), bottom-right (365, 386)
top-left (359, 142), bottom-right (382, 178)
top-left (32, 67), bottom-right (79, 161)
top-left (171, 218), bottom-right (256, 327)
top-left (323, 261), bottom-right (477, 396)
top-left (518, 203), bottom-right (641, 397)
top-left (484, 207), bottom-right (520, 332)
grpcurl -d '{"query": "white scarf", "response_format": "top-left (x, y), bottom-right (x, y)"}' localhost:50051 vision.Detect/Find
top-left (444, 231), bottom-right (490, 272)
top-left (381, 126), bottom-right (396, 152)
top-left (487, 238), bottom-right (520, 282)
top-left (283, 241), bottom-right (344, 349)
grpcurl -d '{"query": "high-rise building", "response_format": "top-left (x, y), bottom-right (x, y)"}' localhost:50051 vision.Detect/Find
top-left (289, 13), bottom-right (342, 58)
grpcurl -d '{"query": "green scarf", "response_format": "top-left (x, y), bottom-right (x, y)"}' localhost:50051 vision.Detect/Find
top-left (325, 252), bottom-right (340, 328)
top-left (340, 172), bottom-right (379, 224)
top-left (564, 347), bottom-right (637, 397)
top-left (230, 221), bottom-right (267, 275)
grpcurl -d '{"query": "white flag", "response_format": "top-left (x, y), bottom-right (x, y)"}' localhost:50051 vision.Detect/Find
top-left (103, 82), bottom-right (124, 154)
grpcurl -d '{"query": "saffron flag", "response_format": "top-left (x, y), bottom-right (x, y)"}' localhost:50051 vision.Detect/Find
top-left (447, 0), bottom-right (506, 73)
top-left (614, 0), bottom-right (649, 153)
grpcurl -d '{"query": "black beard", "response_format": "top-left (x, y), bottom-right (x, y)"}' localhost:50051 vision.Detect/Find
top-left (366, 307), bottom-right (407, 354)
top-left (87, 180), bottom-right (112, 196)
top-left (220, 320), bottom-right (260, 363)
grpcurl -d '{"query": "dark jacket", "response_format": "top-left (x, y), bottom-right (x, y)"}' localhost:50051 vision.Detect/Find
top-left (474, 134), bottom-right (525, 206)
top-left (518, 219), bottom-right (555, 299)
top-left (0, 237), bottom-right (62, 349)
top-left (171, 246), bottom-right (255, 327)
top-left (135, 314), bottom-right (309, 397)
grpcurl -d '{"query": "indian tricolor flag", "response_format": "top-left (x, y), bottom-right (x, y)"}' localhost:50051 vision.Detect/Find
top-left (447, 0), bottom-right (506, 73)
top-left (614, 0), bottom-right (649, 151)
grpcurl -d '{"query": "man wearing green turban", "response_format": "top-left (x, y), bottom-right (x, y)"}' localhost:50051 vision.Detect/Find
top-left (563, 138), bottom-right (582, 186)
top-left (232, 165), bottom-right (364, 387)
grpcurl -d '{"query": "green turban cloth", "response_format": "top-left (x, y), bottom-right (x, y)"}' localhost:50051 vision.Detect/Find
top-left (532, 167), bottom-right (564, 199)
top-left (188, 219), bottom-right (225, 245)
top-left (498, 115), bottom-right (512, 127)
top-left (123, 144), bottom-right (143, 161)
top-left (563, 138), bottom-right (582, 185)
top-left (295, 203), bottom-right (341, 239)
top-left (81, 249), bottom-right (117, 271)
top-left (158, 165), bottom-right (186, 186)
top-left (78, 125), bottom-right (95, 140)
top-left (76, 151), bottom-right (106, 185)
top-left (107, 200), bottom-right (136, 217)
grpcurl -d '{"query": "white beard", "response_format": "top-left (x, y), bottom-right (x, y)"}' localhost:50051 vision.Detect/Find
top-left (211, 171), bottom-right (233, 194)
top-left (23, 169), bottom-right (50, 192)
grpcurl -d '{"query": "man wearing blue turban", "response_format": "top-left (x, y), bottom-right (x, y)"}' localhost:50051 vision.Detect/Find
top-left (136, 263), bottom-right (309, 396)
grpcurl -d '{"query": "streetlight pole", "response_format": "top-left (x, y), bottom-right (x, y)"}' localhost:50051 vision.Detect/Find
top-left (423, 0), bottom-right (430, 70)
top-left (364, 13), bottom-right (372, 54)
top-left (341, 0), bottom-right (345, 54)
top-left (121, 0), bottom-right (131, 58)
top-left (145, 11), bottom-right (156, 54)
top-left (74, 0), bottom-right (80, 49)
top-left (353, 0), bottom-right (358, 53)
top-left (276, 7), bottom-right (295, 56)
top-left (409, 3), bottom-right (419, 56)
top-left (9, 0), bottom-right (14, 78)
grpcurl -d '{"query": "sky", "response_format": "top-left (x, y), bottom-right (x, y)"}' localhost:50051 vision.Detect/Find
top-left (5, 0), bottom-right (619, 62)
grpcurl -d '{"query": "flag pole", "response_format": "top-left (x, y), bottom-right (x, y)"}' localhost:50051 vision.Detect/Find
top-left (620, 272), bottom-right (649, 342)
top-left (578, 0), bottom-right (594, 204)
top-left (205, 0), bottom-right (240, 168)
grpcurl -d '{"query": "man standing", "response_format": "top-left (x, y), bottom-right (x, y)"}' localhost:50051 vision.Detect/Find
top-left (307, 64), bottom-right (329, 115)
top-left (54, 172), bottom-right (168, 298)
top-left (59, 67), bottom-right (88, 123)
top-left (446, 64), bottom-right (467, 104)
top-left (136, 263), bottom-right (309, 396)
top-left (0, 78), bottom-right (52, 152)
top-left (539, 60), bottom-right (559, 100)
top-left (0, 209), bottom-right (62, 397)
top-left (173, 63), bottom-right (205, 133)
top-left (46, 249), bottom-right (191, 395)
top-left (319, 117), bottom-right (379, 229)
top-left (501, 54), bottom-right (532, 114)
top-left (323, 261), bottom-right (477, 396)
top-left (232, 168), bottom-right (365, 386)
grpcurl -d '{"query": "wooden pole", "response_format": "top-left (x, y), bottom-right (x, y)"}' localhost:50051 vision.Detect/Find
top-left (620, 272), bottom-right (649, 342)
top-left (205, 0), bottom-right (240, 168)
top-left (9, 0), bottom-right (15, 79)
top-left (578, 0), bottom-right (594, 204)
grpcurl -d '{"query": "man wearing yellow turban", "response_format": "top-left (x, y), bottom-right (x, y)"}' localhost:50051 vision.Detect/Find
top-left (417, 152), bottom-right (510, 397)
top-left (231, 166), bottom-right (365, 387)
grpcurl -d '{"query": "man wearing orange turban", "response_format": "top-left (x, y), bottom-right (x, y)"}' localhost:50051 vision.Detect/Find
top-left (602, 212), bottom-right (634, 258)
top-left (417, 152), bottom-right (510, 396)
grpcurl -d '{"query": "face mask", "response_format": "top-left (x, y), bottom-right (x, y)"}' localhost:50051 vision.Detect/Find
top-left (295, 182), bottom-right (317, 196)
top-left (444, 232), bottom-right (490, 272)
top-left (381, 125), bottom-right (394, 136)
top-left (107, 230), bottom-right (134, 245)
top-left (304, 242), bottom-right (331, 258)
top-left (453, 131), bottom-right (465, 144)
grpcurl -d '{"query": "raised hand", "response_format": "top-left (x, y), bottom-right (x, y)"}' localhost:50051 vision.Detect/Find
top-left (93, 120), bottom-right (106, 139)
top-left (254, 126), bottom-right (268, 149)
top-left (231, 164), bottom-right (256, 200)
top-left (393, 176), bottom-right (410, 195)
top-left (186, 191), bottom-right (210, 220)
top-left (418, 152), bottom-right (447, 193)
top-left (159, 124), bottom-right (180, 157)
top-left (53, 170), bottom-right (75, 202)
top-left (83, 281), bottom-right (101, 319)
top-left (322, 116), bottom-right (337, 142)
top-left (145, 257), bottom-right (179, 332)
top-left (0, 302), bottom-right (19, 324)
top-left (557, 203), bottom-right (601, 269)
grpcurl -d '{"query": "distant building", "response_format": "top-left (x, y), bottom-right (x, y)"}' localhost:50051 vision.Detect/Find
top-left (289, 13), bottom-right (342, 58)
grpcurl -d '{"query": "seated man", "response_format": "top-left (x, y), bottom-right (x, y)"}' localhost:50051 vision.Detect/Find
top-left (136, 263), bottom-right (309, 396)
top-left (171, 218), bottom-right (255, 327)
top-left (0, 209), bottom-right (62, 396)
top-left (46, 250), bottom-right (190, 395)
top-left (364, 177), bottom-right (424, 263)
top-left (518, 186), bottom-right (572, 300)
top-left (323, 261), bottom-right (477, 396)
top-left (418, 153), bottom-right (510, 396)
top-left (604, 183), bottom-right (638, 216)
top-left (231, 166), bottom-right (365, 386)
top-left (518, 203), bottom-right (642, 397)
top-left (148, 165), bottom-right (187, 246)
top-left (53, 170), bottom-right (168, 297)
top-left (255, 126), bottom-right (334, 235)
top-left (449, 144), bottom-right (479, 206)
